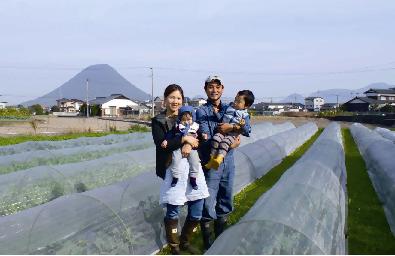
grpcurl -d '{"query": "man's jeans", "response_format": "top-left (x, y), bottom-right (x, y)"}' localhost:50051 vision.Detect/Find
top-left (202, 151), bottom-right (235, 221)
top-left (166, 199), bottom-right (204, 221)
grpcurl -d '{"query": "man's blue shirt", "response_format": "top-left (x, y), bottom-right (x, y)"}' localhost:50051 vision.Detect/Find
top-left (196, 100), bottom-right (251, 166)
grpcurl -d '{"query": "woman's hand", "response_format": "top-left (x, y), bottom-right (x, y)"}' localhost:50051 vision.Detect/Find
top-left (230, 135), bottom-right (241, 149)
top-left (182, 135), bottom-right (199, 148)
top-left (181, 143), bottom-right (192, 158)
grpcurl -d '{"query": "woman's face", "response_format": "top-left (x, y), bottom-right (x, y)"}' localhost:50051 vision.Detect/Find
top-left (164, 90), bottom-right (183, 113)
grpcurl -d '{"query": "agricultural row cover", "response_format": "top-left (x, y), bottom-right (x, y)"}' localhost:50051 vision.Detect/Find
top-left (207, 122), bottom-right (347, 254)
top-left (0, 122), bottom-right (319, 254)
top-left (350, 124), bottom-right (395, 236)
top-left (0, 122), bottom-right (295, 216)
top-left (0, 133), bottom-right (153, 175)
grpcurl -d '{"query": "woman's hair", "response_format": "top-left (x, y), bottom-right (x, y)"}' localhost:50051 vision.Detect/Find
top-left (164, 84), bottom-right (184, 101)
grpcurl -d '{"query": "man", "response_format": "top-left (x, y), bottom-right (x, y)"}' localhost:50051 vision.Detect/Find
top-left (196, 75), bottom-right (251, 250)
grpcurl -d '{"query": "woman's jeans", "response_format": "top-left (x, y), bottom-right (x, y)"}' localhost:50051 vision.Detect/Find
top-left (166, 199), bottom-right (204, 221)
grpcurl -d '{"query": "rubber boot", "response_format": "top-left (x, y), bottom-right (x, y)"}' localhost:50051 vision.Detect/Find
top-left (164, 218), bottom-right (180, 255)
top-left (180, 219), bottom-right (200, 254)
top-left (200, 220), bottom-right (214, 250)
top-left (212, 154), bottom-right (224, 170)
top-left (204, 156), bottom-right (216, 170)
top-left (214, 216), bottom-right (228, 238)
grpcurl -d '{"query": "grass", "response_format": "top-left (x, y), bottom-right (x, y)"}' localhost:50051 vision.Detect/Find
top-left (342, 129), bottom-right (395, 254)
top-left (158, 128), bottom-right (323, 255)
top-left (390, 128), bottom-right (395, 131)
top-left (0, 124), bottom-right (150, 146)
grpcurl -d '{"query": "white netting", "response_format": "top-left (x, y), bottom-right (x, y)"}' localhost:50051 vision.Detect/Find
top-left (234, 122), bottom-right (318, 193)
top-left (350, 123), bottom-right (395, 236)
top-left (0, 148), bottom-right (155, 216)
top-left (0, 122), bottom-right (295, 216)
top-left (374, 127), bottom-right (395, 143)
top-left (207, 122), bottom-right (346, 255)
top-left (241, 122), bottom-right (295, 144)
top-left (0, 132), bottom-right (152, 156)
top-left (0, 122), bottom-right (316, 254)
top-left (0, 133), bottom-right (153, 175)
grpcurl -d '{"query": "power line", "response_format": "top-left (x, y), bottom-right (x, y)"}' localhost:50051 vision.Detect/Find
top-left (0, 64), bottom-right (394, 77)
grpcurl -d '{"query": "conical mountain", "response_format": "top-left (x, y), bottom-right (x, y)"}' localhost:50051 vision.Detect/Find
top-left (21, 64), bottom-right (150, 107)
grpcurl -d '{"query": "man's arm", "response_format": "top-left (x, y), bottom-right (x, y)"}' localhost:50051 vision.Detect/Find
top-left (196, 107), bottom-right (210, 137)
top-left (240, 115), bottom-right (251, 137)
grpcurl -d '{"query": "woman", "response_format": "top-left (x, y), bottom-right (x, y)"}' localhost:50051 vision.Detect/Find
top-left (151, 84), bottom-right (209, 254)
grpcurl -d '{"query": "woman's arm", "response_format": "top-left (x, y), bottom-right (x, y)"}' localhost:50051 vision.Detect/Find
top-left (151, 118), bottom-right (183, 152)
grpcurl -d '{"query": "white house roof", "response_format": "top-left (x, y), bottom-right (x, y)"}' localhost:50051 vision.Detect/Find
top-left (90, 94), bottom-right (133, 105)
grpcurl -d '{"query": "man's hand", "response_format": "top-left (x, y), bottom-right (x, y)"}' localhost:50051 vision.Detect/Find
top-left (217, 123), bottom-right (234, 134)
top-left (230, 135), bottom-right (241, 149)
top-left (202, 133), bottom-right (208, 140)
top-left (181, 143), bottom-right (192, 158)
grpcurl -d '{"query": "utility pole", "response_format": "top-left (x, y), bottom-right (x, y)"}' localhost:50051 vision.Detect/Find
top-left (150, 67), bottom-right (154, 117)
top-left (86, 79), bottom-right (89, 118)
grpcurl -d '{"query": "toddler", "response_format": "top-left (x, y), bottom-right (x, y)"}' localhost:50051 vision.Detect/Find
top-left (161, 106), bottom-right (200, 189)
top-left (204, 90), bottom-right (255, 170)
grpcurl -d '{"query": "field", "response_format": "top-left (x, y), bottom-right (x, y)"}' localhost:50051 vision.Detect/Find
top-left (0, 121), bottom-right (394, 254)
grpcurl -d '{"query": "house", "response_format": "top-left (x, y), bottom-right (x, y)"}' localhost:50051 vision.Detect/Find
top-left (342, 87), bottom-right (395, 112)
top-left (342, 97), bottom-right (394, 112)
top-left (251, 102), bottom-right (304, 115)
top-left (89, 94), bottom-right (138, 117)
top-left (188, 98), bottom-right (207, 107)
top-left (0, 102), bottom-right (7, 109)
top-left (364, 88), bottom-right (395, 101)
top-left (122, 103), bottom-right (151, 117)
top-left (153, 96), bottom-right (164, 114)
top-left (56, 98), bottom-right (84, 113)
top-left (305, 97), bottom-right (325, 112)
top-left (321, 103), bottom-right (338, 111)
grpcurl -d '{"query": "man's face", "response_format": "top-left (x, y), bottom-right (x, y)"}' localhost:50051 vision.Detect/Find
top-left (205, 82), bottom-right (224, 102)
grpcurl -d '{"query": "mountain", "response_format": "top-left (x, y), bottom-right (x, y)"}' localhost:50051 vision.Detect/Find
top-left (280, 93), bottom-right (305, 104)
top-left (280, 82), bottom-right (394, 104)
top-left (21, 64), bottom-right (150, 107)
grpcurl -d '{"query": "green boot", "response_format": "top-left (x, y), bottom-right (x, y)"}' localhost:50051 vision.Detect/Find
top-left (200, 220), bottom-right (215, 251)
top-left (214, 216), bottom-right (228, 238)
top-left (180, 219), bottom-right (200, 254)
top-left (164, 218), bottom-right (180, 255)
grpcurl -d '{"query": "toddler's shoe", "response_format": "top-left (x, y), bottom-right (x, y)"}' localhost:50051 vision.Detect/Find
top-left (204, 156), bottom-right (216, 170)
top-left (212, 154), bottom-right (224, 170)
top-left (171, 177), bottom-right (178, 187)
top-left (189, 177), bottom-right (198, 190)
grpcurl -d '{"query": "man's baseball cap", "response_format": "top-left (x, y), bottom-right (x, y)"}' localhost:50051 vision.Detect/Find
top-left (205, 75), bottom-right (222, 85)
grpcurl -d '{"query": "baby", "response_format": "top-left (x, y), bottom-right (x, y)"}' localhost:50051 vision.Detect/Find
top-left (204, 90), bottom-right (255, 170)
top-left (161, 106), bottom-right (200, 190)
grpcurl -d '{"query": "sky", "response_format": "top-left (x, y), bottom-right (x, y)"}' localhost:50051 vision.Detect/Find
top-left (1, 0), bottom-right (395, 104)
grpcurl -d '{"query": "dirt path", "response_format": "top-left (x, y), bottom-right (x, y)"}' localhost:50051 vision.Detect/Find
top-left (0, 115), bottom-right (382, 136)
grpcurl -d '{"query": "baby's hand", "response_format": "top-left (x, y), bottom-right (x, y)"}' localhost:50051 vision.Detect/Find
top-left (239, 119), bottom-right (246, 126)
top-left (202, 133), bottom-right (208, 140)
top-left (161, 140), bottom-right (168, 148)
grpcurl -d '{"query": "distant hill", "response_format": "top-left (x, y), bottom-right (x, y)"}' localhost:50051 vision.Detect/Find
top-left (280, 93), bottom-right (305, 104)
top-left (21, 64), bottom-right (150, 107)
top-left (280, 82), bottom-right (394, 104)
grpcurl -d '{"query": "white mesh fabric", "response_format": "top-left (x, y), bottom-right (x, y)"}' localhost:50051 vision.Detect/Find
top-left (206, 122), bottom-right (346, 255)
top-left (374, 127), bottom-right (395, 142)
top-left (350, 123), bottom-right (395, 236)
top-left (0, 122), bottom-right (319, 254)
